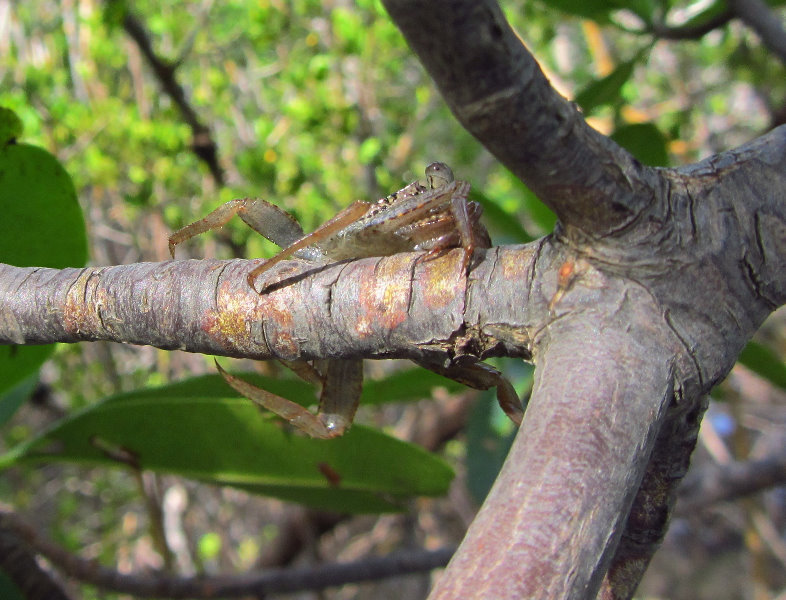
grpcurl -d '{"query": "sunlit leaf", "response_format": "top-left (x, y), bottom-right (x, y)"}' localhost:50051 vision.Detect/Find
top-left (0, 138), bottom-right (87, 398)
top-left (0, 107), bottom-right (23, 145)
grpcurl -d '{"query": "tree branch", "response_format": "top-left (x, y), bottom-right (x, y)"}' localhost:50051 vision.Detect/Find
top-left (0, 524), bottom-right (72, 600)
top-left (677, 450), bottom-right (786, 514)
top-left (119, 6), bottom-right (225, 185)
top-left (730, 0), bottom-right (786, 66)
top-left (649, 8), bottom-right (734, 40)
top-left (599, 395), bottom-right (709, 598)
top-left (381, 0), bottom-right (658, 237)
top-left (0, 245), bottom-right (540, 364)
top-left (429, 312), bottom-right (678, 599)
top-left (0, 506), bottom-right (452, 598)
top-left (3, 119), bottom-right (786, 597)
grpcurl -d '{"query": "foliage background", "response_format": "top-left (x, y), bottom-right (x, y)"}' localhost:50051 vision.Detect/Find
top-left (1, 0), bottom-right (785, 598)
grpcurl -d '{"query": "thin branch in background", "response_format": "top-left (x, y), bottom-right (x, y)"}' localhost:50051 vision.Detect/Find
top-left (730, 0), bottom-right (786, 65)
top-left (0, 506), bottom-right (453, 598)
top-left (0, 528), bottom-right (72, 600)
top-left (117, 4), bottom-right (225, 185)
top-left (648, 8), bottom-right (734, 40)
top-left (677, 452), bottom-right (786, 514)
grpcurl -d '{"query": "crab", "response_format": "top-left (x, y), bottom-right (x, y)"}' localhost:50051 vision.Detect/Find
top-left (169, 163), bottom-right (523, 438)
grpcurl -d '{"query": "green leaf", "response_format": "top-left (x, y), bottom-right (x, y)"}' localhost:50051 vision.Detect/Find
top-left (539, 0), bottom-right (656, 22)
top-left (0, 572), bottom-right (25, 600)
top-left (128, 366), bottom-right (467, 408)
top-left (470, 189), bottom-right (535, 244)
top-left (611, 123), bottom-right (670, 166)
top-left (0, 141), bottom-right (87, 397)
top-left (538, 0), bottom-right (622, 21)
top-left (0, 373), bottom-right (38, 428)
top-left (0, 346), bottom-right (54, 412)
top-left (0, 107), bottom-right (23, 146)
top-left (514, 179), bottom-right (557, 235)
top-left (574, 58), bottom-right (638, 115)
top-left (0, 390), bottom-right (454, 513)
top-left (738, 341), bottom-right (786, 391)
top-left (0, 143), bottom-right (87, 269)
top-left (361, 367), bottom-right (466, 405)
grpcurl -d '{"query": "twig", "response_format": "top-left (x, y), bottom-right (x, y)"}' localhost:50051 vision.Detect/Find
top-left (730, 0), bottom-right (786, 65)
top-left (0, 506), bottom-right (453, 598)
top-left (676, 452), bottom-right (786, 514)
top-left (0, 524), bottom-right (72, 600)
top-left (648, 8), bottom-right (734, 40)
top-left (118, 5), bottom-right (224, 185)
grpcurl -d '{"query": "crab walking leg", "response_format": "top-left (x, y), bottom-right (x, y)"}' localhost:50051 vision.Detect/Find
top-left (316, 359), bottom-right (364, 437)
top-left (169, 197), bottom-right (307, 258)
top-left (417, 184), bottom-right (489, 271)
top-left (246, 200), bottom-right (372, 291)
top-left (215, 360), bottom-right (334, 439)
top-left (450, 193), bottom-right (481, 272)
top-left (414, 359), bottom-right (524, 425)
top-left (278, 359), bottom-right (325, 386)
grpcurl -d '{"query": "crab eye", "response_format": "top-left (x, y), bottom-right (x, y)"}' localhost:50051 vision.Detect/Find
top-left (425, 162), bottom-right (455, 189)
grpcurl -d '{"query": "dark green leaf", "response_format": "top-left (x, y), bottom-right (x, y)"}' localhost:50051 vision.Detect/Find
top-left (538, 0), bottom-right (623, 20)
top-left (0, 391), bottom-right (454, 513)
top-left (465, 391), bottom-right (516, 504)
top-left (611, 123), bottom-right (670, 166)
top-left (0, 142), bottom-right (87, 396)
top-left (0, 345), bottom-right (55, 405)
top-left (137, 366), bottom-right (467, 408)
top-left (0, 572), bottom-right (25, 600)
top-left (0, 374), bottom-right (38, 428)
top-left (470, 189), bottom-right (536, 244)
top-left (574, 59), bottom-right (638, 115)
top-left (738, 341), bottom-right (786, 391)
top-left (362, 366), bottom-right (467, 405)
top-left (514, 179), bottom-right (557, 235)
top-left (0, 143), bottom-right (87, 269)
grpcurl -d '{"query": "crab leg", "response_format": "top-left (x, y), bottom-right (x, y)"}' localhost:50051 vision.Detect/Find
top-left (215, 360), bottom-right (335, 439)
top-left (414, 359), bottom-right (524, 425)
top-left (169, 198), bottom-right (307, 258)
top-left (246, 200), bottom-right (371, 292)
top-left (316, 359), bottom-right (363, 436)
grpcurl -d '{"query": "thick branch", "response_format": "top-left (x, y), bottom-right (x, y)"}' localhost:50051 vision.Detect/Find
top-left (0, 245), bottom-right (540, 364)
top-left (429, 312), bottom-right (679, 599)
top-left (3, 124), bottom-right (786, 599)
top-left (381, 0), bottom-right (658, 236)
top-left (599, 395), bottom-right (709, 599)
